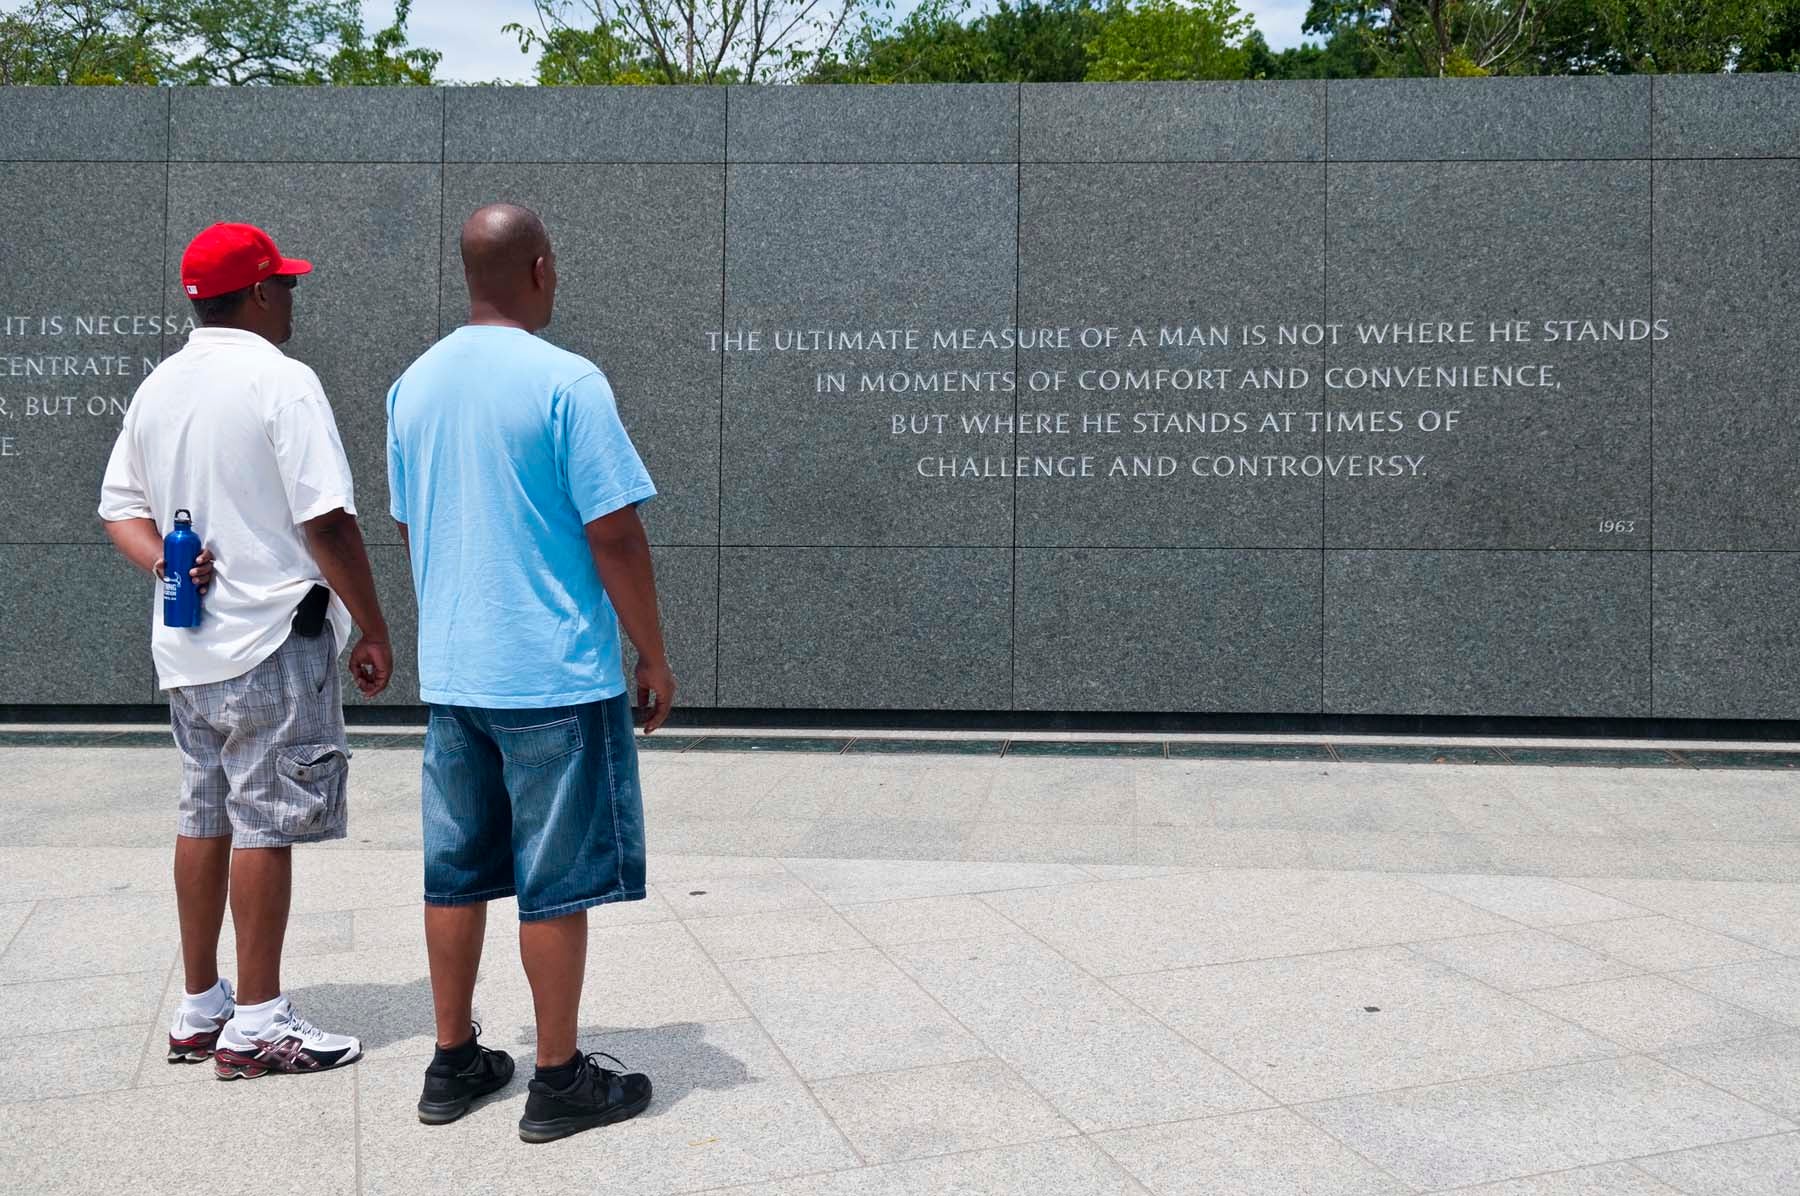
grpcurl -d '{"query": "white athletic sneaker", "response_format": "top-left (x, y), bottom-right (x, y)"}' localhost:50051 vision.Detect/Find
top-left (168, 978), bottom-right (235, 1064)
top-left (214, 997), bottom-right (362, 1080)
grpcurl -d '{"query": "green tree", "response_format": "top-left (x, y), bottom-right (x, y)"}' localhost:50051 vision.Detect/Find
top-left (0, 1), bottom-right (165, 84)
top-left (1526, 0), bottom-right (1782, 73)
top-left (1084, 0), bottom-right (1255, 80)
top-left (508, 0), bottom-right (860, 84)
top-left (1739, 0), bottom-right (1800, 67)
top-left (0, 0), bottom-right (440, 85)
top-left (320, 0), bottom-right (440, 84)
top-left (809, 0), bottom-right (1103, 83)
top-left (1301, 0), bottom-right (1534, 75)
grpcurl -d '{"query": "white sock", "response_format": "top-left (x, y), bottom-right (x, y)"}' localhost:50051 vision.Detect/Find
top-left (229, 994), bottom-right (288, 1037)
top-left (179, 978), bottom-right (231, 1017)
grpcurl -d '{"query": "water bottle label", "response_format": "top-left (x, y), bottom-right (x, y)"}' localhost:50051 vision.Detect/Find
top-left (163, 575), bottom-right (180, 601)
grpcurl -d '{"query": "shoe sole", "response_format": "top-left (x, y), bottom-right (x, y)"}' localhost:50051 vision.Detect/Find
top-left (418, 1068), bottom-right (517, 1125)
top-left (167, 1046), bottom-right (214, 1064)
top-left (518, 1092), bottom-right (652, 1144)
top-left (215, 1045), bottom-right (364, 1081)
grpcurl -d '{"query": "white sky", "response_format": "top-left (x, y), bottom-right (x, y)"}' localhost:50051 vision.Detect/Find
top-left (364, 0), bottom-right (1314, 85)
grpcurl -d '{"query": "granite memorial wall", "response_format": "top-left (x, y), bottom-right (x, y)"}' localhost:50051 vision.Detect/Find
top-left (1, 78), bottom-right (1797, 722)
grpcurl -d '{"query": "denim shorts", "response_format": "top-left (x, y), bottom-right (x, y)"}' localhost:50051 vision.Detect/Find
top-left (421, 694), bottom-right (646, 922)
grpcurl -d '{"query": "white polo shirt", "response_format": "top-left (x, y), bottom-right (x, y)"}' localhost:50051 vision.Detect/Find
top-left (99, 326), bottom-right (356, 690)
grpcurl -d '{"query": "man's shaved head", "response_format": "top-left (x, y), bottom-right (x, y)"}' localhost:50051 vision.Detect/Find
top-left (461, 203), bottom-right (550, 293)
top-left (460, 202), bottom-right (559, 331)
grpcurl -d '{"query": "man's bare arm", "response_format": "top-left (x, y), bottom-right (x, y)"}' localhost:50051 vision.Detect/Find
top-left (302, 508), bottom-right (392, 698)
top-left (102, 516), bottom-right (213, 591)
top-left (583, 505), bottom-right (675, 732)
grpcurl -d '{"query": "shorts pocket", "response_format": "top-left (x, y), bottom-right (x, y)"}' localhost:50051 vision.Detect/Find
top-left (428, 714), bottom-right (469, 755)
top-left (272, 743), bottom-right (349, 836)
top-left (495, 717), bottom-right (583, 769)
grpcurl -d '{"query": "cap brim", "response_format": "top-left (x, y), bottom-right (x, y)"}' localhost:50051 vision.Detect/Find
top-left (275, 256), bottom-right (313, 277)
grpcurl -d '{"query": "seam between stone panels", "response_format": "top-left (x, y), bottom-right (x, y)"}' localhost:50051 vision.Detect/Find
top-left (156, 88), bottom-right (174, 707)
top-left (666, 913), bottom-right (872, 1167)
top-left (436, 89), bottom-right (447, 346)
top-left (1319, 80), bottom-right (1330, 718)
top-left (1011, 81), bottom-right (1022, 713)
top-left (1649, 141), bottom-right (1658, 718)
top-left (709, 178), bottom-right (730, 710)
top-left (775, 861), bottom-right (1093, 1154)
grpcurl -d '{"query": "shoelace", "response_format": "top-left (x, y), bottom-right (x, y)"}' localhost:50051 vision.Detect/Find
top-left (283, 1007), bottom-right (330, 1044)
top-left (581, 1050), bottom-right (628, 1078)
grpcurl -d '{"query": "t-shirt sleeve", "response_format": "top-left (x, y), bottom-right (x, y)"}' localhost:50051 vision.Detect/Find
top-left (96, 408), bottom-right (153, 522)
top-left (385, 379), bottom-right (407, 526)
top-left (268, 365), bottom-right (358, 524)
top-left (554, 370), bottom-right (656, 524)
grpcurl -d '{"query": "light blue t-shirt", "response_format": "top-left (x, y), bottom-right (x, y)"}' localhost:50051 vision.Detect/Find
top-left (386, 325), bottom-right (656, 708)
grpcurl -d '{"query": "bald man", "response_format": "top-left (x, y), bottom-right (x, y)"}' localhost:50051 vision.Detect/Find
top-left (386, 203), bottom-right (674, 1143)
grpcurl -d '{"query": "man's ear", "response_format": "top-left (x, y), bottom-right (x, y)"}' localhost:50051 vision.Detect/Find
top-left (533, 256), bottom-right (548, 291)
top-left (250, 281), bottom-right (272, 310)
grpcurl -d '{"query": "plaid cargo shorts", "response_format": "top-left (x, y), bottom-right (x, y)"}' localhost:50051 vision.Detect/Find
top-left (168, 630), bottom-right (350, 849)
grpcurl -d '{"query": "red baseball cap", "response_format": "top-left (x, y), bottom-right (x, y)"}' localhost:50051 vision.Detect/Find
top-left (180, 222), bottom-right (313, 299)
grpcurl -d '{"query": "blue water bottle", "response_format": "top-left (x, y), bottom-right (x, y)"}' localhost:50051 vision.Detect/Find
top-left (163, 509), bottom-right (203, 628)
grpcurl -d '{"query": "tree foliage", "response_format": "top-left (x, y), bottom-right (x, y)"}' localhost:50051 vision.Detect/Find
top-left (507, 0), bottom-right (858, 84)
top-left (1084, 0), bottom-right (1254, 79)
top-left (0, 0), bottom-right (439, 85)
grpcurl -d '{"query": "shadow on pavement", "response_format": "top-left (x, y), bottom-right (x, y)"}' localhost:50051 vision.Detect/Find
top-left (517, 1020), bottom-right (756, 1118)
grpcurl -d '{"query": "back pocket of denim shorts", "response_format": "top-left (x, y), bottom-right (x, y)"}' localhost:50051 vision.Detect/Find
top-left (273, 744), bottom-right (349, 836)
top-left (495, 717), bottom-right (583, 769)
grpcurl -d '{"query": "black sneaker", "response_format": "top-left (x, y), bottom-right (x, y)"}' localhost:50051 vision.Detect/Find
top-left (417, 1024), bottom-right (516, 1125)
top-left (518, 1051), bottom-right (653, 1144)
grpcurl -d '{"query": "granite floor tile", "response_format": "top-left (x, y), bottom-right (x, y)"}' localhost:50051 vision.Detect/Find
top-left (1113, 946), bottom-right (1619, 1103)
top-left (714, 1138), bottom-right (1147, 1196)
top-left (1409, 928), bottom-right (1640, 992)
top-left (779, 858), bottom-right (1092, 906)
top-left (288, 849), bottom-right (426, 914)
top-left (648, 854), bottom-right (795, 883)
top-left (684, 907), bottom-right (868, 963)
top-left (1479, 836), bottom-right (1681, 879)
top-left (0, 846), bottom-right (173, 901)
top-left (1632, 1132), bottom-right (1800, 1196)
top-left (1, 1068), bottom-right (357, 1195)
top-left (790, 818), bottom-right (977, 862)
top-left (1094, 1107), bottom-right (1404, 1196)
top-left (1672, 959), bottom-right (1800, 1029)
top-left (1300, 1057), bottom-right (1792, 1191)
top-left (1570, 880), bottom-right (1800, 954)
top-left (1674, 841), bottom-right (1800, 883)
top-left (890, 935), bottom-right (1270, 1133)
top-left (720, 948), bottom-right (987, 1080)
top-left (0, 893), bottom-right (175, 983)
top-left (0, 1025), bottom-right (145, 1104)
top-left (649, 818), bottom-right (816, 858)
top-left (960, 823), bottom-right (1137, 865)
top-left (981, 869), bottom-right (1513, 976)
top-left (0, 901), bottom-right (32, 950)
top-left (809, 1059), bottom-right (1076, 1164)
top-left (652, 873), bottom-right (829, 921)
top-left (0, 969), bottom-right (165, 1035)
top-left (1305, 830), bottom-right (1503, 873)
top-left (1519, 975), bottom-right (1783, 1053)
top-left (1135, 826), bottom-right (1314, 869)
top-left (1658, 1033), bottom-right (1800, 1121)
top-left (838, 894), bottom-right (1020, 947)
top-left (1555, 915), bottom-right (1773, 971)
top-left (357, 1020), bottom-right (861, 1196)
top-left (1447, 1164), bottom-right (1684, 1195)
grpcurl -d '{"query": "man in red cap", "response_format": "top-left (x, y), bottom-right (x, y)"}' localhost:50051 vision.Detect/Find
top-left (99, 222), bottom-right (392, 1079)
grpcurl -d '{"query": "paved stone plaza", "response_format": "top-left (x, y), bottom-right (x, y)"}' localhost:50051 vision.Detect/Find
top-left (5, 734), bottom-right (1800, 1194)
